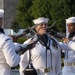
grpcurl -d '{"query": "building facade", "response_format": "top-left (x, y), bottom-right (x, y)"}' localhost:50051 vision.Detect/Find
top-left (4, 0), bottom-right (18, 28)
top-left (0, 0), bottom-right (3, 9)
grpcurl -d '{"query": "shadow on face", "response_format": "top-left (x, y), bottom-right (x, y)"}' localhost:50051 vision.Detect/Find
top-left (67, 23), bottom-right (75, 33)
top-left (35, 22), bottom-right (48, 35)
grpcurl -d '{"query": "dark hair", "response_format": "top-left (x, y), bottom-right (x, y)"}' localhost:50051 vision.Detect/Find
top-left (0, 28), bottom-right (5, 34)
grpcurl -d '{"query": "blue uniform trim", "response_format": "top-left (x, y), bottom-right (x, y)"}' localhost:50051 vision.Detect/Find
top-left (5, 38), bottom-right (11, 42)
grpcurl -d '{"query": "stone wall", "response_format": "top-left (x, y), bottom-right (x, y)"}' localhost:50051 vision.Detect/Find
top-left (0, 0), bottom-right (3, 9)
top-left (4, 0), bottom-right (18, 28)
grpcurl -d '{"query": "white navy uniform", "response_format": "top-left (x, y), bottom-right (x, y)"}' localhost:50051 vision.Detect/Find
top-left (59, 17), bottom-right (75, 75)
top-left (0, 33), bottom-right (20, 75)
top-left (60, 35), bottom-right (75, 75)
top-left (20, 35), bottom-right (61, 75)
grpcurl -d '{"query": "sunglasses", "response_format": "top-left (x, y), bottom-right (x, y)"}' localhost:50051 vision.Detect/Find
top-left (39, 23), bottom-right (48, 26)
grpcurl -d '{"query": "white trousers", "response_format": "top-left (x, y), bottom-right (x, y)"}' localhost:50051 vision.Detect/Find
top-left (62, 66), bottom-right (75, 75)
top-left (0, 68), bottom-right (10, 75)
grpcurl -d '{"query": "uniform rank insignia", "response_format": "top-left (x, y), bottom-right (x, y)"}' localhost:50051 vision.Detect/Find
top-left (5, 39), bottom-right (11, 42)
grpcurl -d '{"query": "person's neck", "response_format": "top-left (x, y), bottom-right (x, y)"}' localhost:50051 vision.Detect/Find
top-left (68, 31), bottom-right (75, 38)
top-left (37, 32), bottom-right (46, 35)
top-left (70, 31), bottom-right (75, 34)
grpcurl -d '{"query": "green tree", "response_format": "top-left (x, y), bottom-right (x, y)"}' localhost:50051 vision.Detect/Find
top-left (68, 0), bottom-right (75, 16)
top-left (50, 0), bottom-right (75, 32)
top-left (11, 0), bottom-right (33, 31)
top-left (50, 0), bottom-right (71, 32)
top-left (11, 18), bottom-right (20, 32)
top-left (11, 0), bottom-right (75, 32)
top-left (31, 0), bottom-right (52, 25)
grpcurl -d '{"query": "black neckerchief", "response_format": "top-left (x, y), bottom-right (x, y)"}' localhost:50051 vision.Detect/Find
top-left (37, 34), bottom-right (48, 47)
top-left (0, 28), bottom-right (5, 34)
top-left (37, 34), bottom-right (53, 70)
top-left (68, 32), bottom-right (75, 38)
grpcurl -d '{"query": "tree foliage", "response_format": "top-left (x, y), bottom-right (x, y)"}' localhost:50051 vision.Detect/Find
top-left (11, 0), bottom-right (75, 32)
top-left (11, 0), bottom-right (33, 31)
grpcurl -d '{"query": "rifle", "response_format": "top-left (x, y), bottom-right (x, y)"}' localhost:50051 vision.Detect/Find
top-left (48, 21), bottom-right (57, 29)
top-left (49, 30), bottom-right (65, 39)
top-left (8, 29), bottom-right (30, 42)
top-left (10, 23), bottom-right (39, 41)
top-left (46, 21), bottom-right (64, 39)
top-left (16, 34), bottom-right (45, 55)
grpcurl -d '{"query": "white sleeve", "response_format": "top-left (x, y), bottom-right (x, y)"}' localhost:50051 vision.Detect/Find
top-left (2, 39), bottom-right (20, 67)
top-left (19, 38), bottom-right (36, 75)
top-left (14, 42), bottom-right (22, 51)
top-left (68, 40), bottom-right (75, 51)
top-left (22, 38), bottom-right (34, 49)
top-left (19, 51), bottom-right (29, 75)
top-left (59, 42), bottom-right (70, 51)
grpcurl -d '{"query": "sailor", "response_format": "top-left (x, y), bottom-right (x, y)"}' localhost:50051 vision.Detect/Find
top-left (19, 17), bottom-right (61, 75)
top-left (59, 17), bottom-right (75, 75)
top-left (0, 9), bottom-right (34, 75)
